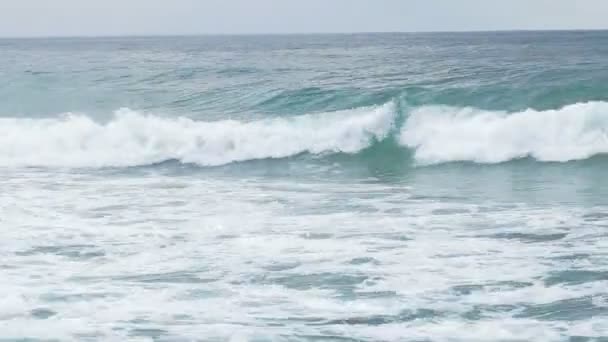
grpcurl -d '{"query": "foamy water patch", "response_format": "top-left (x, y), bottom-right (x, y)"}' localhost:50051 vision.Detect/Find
top-left (2, 170), bottom-right (607, 340)
top-left (400, 101), bottom-right (608, 164)
top-left (0, 103), bottom-right (395, 168)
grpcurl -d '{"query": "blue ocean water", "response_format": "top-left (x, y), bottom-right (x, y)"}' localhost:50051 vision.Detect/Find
top-left (1, 31), bottom-right (608, 341)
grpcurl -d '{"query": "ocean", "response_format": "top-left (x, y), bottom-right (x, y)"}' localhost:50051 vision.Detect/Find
top-left (1, 31), bottom-right (608, 341)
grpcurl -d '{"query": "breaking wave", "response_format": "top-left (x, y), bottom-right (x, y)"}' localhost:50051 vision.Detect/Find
top-left (0, 103), bottom-right (395, 168)
top-left (400, 101), bottom-right (608, 164)
top-left (3, 100), bottom-right (608, 168)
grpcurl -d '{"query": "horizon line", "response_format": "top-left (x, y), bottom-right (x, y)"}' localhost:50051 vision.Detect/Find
top-left (1, 28), bottom-right (607, 40)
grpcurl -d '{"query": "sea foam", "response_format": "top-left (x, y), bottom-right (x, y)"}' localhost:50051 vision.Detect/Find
top-left (400, 101), bottom-right (608, 164)
top-left (0, 103), bottom-right (395, 168)
top-left (5, 100), bottom-right (608, 168)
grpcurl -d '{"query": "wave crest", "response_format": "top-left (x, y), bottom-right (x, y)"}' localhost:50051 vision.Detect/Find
top-left (400, 102), bottom-right (608, 164)
top-left (0, 103), bottom-right (395, 168)
top-left (6, 100), bottom-right (608, 168)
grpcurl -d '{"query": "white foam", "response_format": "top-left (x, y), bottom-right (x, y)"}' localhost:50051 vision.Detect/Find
top-left (400, 101), bottom-right (608, 164)
top-left (2, 171), bottom-right (606, 340)
top-left (0, 103), bottom-right (395, 168)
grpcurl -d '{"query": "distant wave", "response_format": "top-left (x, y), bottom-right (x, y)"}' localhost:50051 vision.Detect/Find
top-left (0, 103), bottom-right (395, 168)
top-left (400, 101), bottom-right (608, 164)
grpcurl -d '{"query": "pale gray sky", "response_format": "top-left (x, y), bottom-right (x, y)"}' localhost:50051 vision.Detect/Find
top-left (2, 0), bottom-right (608, 37)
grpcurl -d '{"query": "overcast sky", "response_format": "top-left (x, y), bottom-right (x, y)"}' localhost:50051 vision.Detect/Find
top-left (2, 0), bottom-right (608, 37)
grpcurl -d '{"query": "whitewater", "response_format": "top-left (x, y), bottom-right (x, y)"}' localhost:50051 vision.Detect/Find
top-left (3, 101), bottom-right (608, 168)
top-left (2, 32), bottom-right (608, 341)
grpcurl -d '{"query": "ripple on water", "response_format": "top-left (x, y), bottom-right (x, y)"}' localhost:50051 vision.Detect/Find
top-left (461, 304), bottom-right (519, 321)
top-left (550, 253), bottom-right (592, 261)
top-left (299, 232), bottom-right (334, 240)
top-left (30, 308), bottom-right (57, 320)
top-left (291, 335), bottom-right (363, 342)
top-left (481, 232), bottom-right (568, 243)
top-left (113, 271), bottom-right (219, 284)
top-left (582, 212), bottom-right (608, 222)
top-left (515, 296), bottom-right (608, 321)
top-left (544, 270), bottom-right (608, 286)
top-left (450, 280), bottom-right (534, 295)
top-left (315, 309), bottom-right (442, 327)
top-left (129, 328), bottom-right (168, 339)
top-left (261, 261), bottom-right (302, 272)
top-left (41, 292), bottom-right (122, 303)
top-left (348, 257), bottom-right (380, 265)
top-left (15, 244), bottom-right (106, 260)
top-left (68, 271), bottom-right (219, 285)
top-left (431, 208), bottom-right (472, 215)
top-left (249, 272), bottom-right (369, 292)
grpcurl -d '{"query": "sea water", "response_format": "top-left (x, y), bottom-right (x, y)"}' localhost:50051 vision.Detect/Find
top-left (1, 32), bottom-right (608, 341)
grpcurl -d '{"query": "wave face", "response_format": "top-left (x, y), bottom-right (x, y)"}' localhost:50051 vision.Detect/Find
top-left (0, 103), bottom-right (395, 168)
top-left (400, 101), bottom-right (608, 164)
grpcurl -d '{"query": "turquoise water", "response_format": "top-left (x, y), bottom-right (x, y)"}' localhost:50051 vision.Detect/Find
top-left (1, 31), bottom-right (608, 341)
